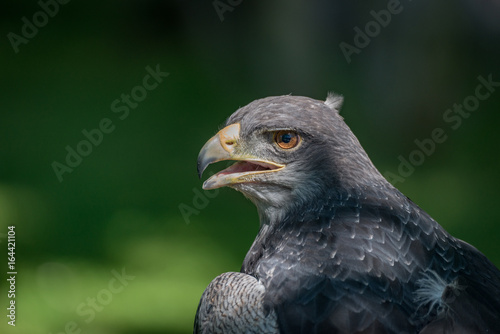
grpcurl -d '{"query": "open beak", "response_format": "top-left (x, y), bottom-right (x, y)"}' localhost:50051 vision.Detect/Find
top-left (197, 123), bottom-right (284, 190)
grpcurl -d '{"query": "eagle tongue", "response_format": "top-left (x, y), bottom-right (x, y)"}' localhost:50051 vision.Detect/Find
top-left (218, 161), bottom-right (269, 176)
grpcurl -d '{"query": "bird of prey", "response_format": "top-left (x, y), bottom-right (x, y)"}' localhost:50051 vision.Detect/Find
top-left (194, 94), bottom-right (500, 333)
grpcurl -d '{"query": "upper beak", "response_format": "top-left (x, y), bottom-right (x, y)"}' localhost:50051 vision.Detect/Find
top-left (197, 123), bottom-right (284, 190)
top-left (197, 123), bottom-right (240, 178)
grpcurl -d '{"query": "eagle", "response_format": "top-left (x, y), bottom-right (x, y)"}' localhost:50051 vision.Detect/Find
top-left (194, 94), bottom-right (500, 333)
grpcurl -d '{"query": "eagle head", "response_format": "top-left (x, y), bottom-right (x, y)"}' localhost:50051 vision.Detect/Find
top-left (197, 94), bottom-right (386, 224)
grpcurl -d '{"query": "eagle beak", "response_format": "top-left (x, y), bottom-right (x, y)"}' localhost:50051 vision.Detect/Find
top-left (197, 123), bottom-right (284, 190)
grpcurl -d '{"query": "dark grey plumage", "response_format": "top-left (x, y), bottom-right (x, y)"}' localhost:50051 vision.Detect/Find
top-left (195, 94), bottom-right (500, 333)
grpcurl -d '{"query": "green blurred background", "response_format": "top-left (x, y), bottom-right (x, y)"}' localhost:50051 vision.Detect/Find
top-left (1, 1), bottom-right (499, 333)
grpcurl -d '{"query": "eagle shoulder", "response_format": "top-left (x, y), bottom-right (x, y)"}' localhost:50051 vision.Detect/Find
top-left (194, 272), bottom-right (279, 334)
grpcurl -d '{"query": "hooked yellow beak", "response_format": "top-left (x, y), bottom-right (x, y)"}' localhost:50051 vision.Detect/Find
top-left (197, 123), bottom-right (284, 190)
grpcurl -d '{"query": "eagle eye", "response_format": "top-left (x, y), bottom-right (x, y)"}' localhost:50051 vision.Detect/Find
top-left (274, 130), bottom-right (300, 149)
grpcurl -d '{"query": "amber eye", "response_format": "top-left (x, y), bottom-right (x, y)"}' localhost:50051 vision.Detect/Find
top-left (274, 130), bottom-right (300, 149)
